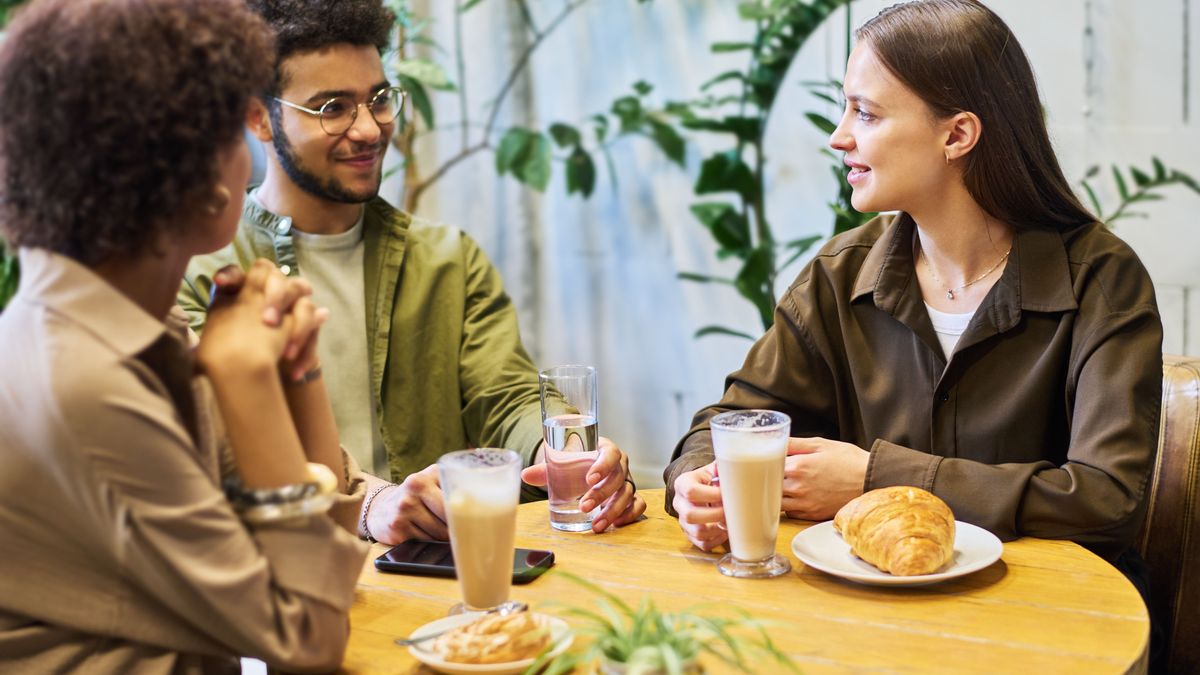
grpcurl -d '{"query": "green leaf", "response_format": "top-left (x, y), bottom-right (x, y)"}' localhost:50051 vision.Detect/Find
top-left (458, 0), bottom-right (485, 10)
top-left (591, 114), bottom-right (610, 143)
top-left (1152, 156), bottom-right (1167, 181)
top-left (396, 75), bottom-right (434, 128)
top-left (737, 2), bottom-right (773, 20)
top-left (694, 325), bottom-right (757, 340)
top-left (633, 80), bottom-right (654, 96)
top-left (1083, 164), bottom-right (1100, 179)
top-left (611, 96), bottom-right (643, 133)
top-left (1080, 180), bottom-right (1102, 218)
top-left (565, 147), bottom-right (597, 197)
top-left (1112, 166), bottom-right (1130, 200)
top-left (804, 111), bottom-right (837, 135)
top-left (1172, 169), bottom-right (1200, 193)
top-left (1130, 167), bottom-right (1151, 187)
top-left (734, 246), bottom-right (776, 328)
top-left (393, 58), bottom-right (456, 91)
top-left (808, 91), bottom-right (839, 106)
top-left (680, 116), bottom-right (760, 143)
top-left (494, 128), bottom-right (552, 191)
top-left (700, 70), bottom-right (746, 92)
top-left (646, 118), bottom-right (686, 166)
top-left (779, 237), bottom-right (821, 270)
top-left (495, 127), bottom-right (531, 175)
top-left (514, 133), bottom-right (552, 191)
top-left (548, 122), bottom-right (581, 148)
top-left (676, 272), bottom-right (736, 285)
top-left (0, 250), bottom-right (18, 313)
top-left (711, 42), bottom-right (755, 53)
top-left (663, 101), bottom-right (693, 116)
top-left (690, 202), bottom-right (750, 251)
top-left (695, 151), bottom-right (757, 201)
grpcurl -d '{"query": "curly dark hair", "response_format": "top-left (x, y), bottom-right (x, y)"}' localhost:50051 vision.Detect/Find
top-left (0, 0), bottom-right (273, 265)
top-left (245, 0), bottom-right (395, 95)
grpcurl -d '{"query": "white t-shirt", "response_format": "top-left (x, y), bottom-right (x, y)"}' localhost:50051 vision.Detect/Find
top-left (284, 207), bottom-right (386, 477)
top-left (924, 302), bottom-right (975, 359)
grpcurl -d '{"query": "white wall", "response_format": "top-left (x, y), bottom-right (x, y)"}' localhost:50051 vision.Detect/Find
top-left (388, 0), bottom-right (1200, 486)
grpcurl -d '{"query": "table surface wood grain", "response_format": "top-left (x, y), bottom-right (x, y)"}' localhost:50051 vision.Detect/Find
top-left (340, 488), bottom-right (1148, 674)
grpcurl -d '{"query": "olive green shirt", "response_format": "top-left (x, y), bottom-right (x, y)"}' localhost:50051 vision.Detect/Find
top-left (179, 197), bottom-right (547, 500)
top-left (665, 213), bottom-right (1163, 561)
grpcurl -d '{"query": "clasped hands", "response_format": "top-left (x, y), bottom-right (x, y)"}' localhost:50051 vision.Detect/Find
top-left (367, 437), bottom-right (647, 544)
top-left (673, 437), bottom-right (870, 552)
top-left (196, 259), bottom-right (325, 382)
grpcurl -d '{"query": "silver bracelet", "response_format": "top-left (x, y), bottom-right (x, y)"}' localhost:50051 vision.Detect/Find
top-left (360, 483), bottom-right (395, 543)
top-left (225, 463), bottom-right (338, 525)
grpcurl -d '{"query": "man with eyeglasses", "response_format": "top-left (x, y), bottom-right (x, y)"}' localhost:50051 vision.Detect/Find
top-left (179, 0), bottom-right (645, 545)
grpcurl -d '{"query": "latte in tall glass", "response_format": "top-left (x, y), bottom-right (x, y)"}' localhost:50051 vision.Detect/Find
top-left (437, 449), bottom-right (522, 613)
top-left (710, 410), bottom-right (792, 579)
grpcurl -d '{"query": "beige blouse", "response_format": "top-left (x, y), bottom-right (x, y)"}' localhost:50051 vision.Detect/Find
top-left (0, 248), bottom-right (369, 673)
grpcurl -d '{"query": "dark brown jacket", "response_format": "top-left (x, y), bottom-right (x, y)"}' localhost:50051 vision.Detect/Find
top-left (665, 213), bottom-right (1163, 561)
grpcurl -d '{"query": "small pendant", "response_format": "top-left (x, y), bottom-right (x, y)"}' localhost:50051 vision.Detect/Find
top-left (947, 289), bottom-right (955, 300)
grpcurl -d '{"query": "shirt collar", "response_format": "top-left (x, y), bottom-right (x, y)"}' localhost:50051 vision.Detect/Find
top-left (851, 213), bottom-right (1078, 323)
top-left (17, 247), bottom-right (168, 358)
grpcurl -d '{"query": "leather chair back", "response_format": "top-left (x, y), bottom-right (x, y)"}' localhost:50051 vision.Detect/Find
top-left (1137, 355), bottom-right (1200, 674)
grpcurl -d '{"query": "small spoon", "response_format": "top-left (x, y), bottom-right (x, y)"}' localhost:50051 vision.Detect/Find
top-left (394, 601), bottom-right (529, 648)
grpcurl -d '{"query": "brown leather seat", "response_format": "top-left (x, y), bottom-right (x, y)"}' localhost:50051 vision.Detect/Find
top-left (1137, 355), bottom-right (1200, 674)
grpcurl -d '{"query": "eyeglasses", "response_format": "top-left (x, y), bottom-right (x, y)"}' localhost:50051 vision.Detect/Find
top-left (273, 86), bottom-right (405, 136)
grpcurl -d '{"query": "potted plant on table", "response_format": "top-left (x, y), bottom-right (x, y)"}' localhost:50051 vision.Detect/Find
top-left (529, 572), bottom-right (798, 675)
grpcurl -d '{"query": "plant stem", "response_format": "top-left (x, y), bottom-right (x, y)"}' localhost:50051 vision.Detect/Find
top-left (516, 0), bottom-right (542, 37)
top-left (394, 21), bottom-right (422, 211)
top-left (405, 0), bottom-right (591, 212)
top-left (481, 0), bottom-right (587, 138)
top-left (454, 0), bottom-right (469, 151)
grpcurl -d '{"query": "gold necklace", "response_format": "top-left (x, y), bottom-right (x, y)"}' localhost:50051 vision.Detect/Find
top-left (919, 245), bottom-right (1012, 300)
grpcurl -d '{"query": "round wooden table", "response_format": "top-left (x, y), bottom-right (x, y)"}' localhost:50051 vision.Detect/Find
top-left (341, 489), bottom-right (1148, 674)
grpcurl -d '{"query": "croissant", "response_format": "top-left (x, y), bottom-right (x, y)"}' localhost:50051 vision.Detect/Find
top-left (833, 486), bottom-right (956, 576)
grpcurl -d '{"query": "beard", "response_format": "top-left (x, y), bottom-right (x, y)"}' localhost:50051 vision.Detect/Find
top-left (270, 110), bottom-right (384, 204)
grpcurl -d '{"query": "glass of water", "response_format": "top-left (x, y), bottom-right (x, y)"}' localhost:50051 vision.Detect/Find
top-left (538, 365), bottom-right (600, 532)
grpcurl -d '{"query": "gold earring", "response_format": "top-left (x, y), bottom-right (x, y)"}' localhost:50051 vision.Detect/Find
top-left (205, 185), bottom-right (231, 215)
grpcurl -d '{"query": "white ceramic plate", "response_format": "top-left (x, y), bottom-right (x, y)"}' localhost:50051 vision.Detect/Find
top-left (404, 613), bottom-right (572, 675)
top-left (791, 520), bottom-right (1003, 587)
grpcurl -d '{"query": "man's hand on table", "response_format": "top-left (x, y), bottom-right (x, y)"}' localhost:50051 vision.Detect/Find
top-left (672, 461), bottom-right (728, 551)
top-left (521, 436), bottom-right (646, 533)
top-left (365, 465), bottom-right (448, 544)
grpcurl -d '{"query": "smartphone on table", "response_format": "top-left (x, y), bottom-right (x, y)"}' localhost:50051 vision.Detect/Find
top-left (374, 539), bottom-right (555, 584)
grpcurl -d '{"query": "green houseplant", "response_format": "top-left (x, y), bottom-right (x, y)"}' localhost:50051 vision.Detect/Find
top-left (529, 572), bottom-right (798, 675)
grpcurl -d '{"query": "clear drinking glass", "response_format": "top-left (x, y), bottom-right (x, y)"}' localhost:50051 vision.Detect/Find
top-left (437, 449), bottom-right (523, 613)
top-left (710, 410), bottom-right (792, 579)
top-left (538, 365), bottom-right (600, 532)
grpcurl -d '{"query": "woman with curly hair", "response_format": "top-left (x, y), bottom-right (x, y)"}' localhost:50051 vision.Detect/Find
top-left (0, 0), bottom-right (368, 671)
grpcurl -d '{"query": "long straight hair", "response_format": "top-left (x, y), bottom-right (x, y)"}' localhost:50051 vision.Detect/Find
top-left (856, 0), bottom-right (1095, 231)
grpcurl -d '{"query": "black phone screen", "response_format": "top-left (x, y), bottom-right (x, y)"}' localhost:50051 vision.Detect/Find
top-left (374, 540), bottom-right (554, 584)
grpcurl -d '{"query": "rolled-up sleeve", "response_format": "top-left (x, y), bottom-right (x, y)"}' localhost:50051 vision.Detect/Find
top-left (78, 379), bottom-right (368, 672)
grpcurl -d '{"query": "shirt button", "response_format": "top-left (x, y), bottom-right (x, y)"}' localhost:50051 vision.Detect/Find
top-left (279, 264), bottom-right (291, 276)
top-left (937, 392), bottom-right (950, 403)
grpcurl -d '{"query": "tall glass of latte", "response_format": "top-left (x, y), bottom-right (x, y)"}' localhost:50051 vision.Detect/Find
top-left (710, 410), bottom-right (792, 579)
top-left (437, 449), bottom-right (522, 613)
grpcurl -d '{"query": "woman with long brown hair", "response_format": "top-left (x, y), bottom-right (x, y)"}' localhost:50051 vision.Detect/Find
top-left (667, 0), bottom-right (1161, 643)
